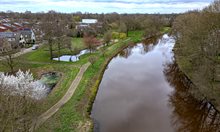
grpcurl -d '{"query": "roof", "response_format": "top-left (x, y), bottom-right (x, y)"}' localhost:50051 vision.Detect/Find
top-left (0, 32), bottom-right (15, 38)
top-left (81, 19), bottom-right (97, 24)
top-left (0, 26), bottom-right (7, 32)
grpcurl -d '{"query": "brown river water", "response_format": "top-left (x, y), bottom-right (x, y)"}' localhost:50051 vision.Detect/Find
top-left (91, 34), bottom-right (220, 132)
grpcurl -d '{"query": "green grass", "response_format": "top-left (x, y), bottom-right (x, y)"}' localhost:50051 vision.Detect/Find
top-left (161, 27), bottom-right (171, 34)
top-left (38, 65), bottom-right (80, 113)
top-left (72, 38), bottom-right (86, 50)
top-left (19, 45), bottom-right (51, 62)
top-left (17, 38), bottom-right (85, 63)
top-left (128, 30), bottom-right (144, 43)
top-left (0, 30), bottom-right (144, 131)
top-left (37, 30), bottom-right (144, 131)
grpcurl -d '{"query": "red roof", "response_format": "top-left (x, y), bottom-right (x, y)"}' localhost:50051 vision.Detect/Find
top-left (0, 24), bottom-right (8, 32)
top-left (0, 23), bottom-right (25, 32)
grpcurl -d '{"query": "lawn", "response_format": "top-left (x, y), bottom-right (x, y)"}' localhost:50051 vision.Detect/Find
top-left (16, 38), bottom-right (85, 63)
top-left (72, 38), bottom-right (86, 50)
top-left (37, 30), bottom-right (144, 131)
top-left (0, 30), bottom-right (146, 131)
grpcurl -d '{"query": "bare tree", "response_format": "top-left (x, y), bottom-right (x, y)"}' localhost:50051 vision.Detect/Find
top-left (0, 72), bottom-right (45, 132)
top-left (88, 56), bottom-right (97, 66)
top-left (1, 39), bottom-right (18, 73)
top-left (118, 21), bottom-right (127, 34)
top-left (103, 31), bottom-right (112, 46)
top-left (83, 35), bottom-right (100, 53)
top-left (54, 19), bottom-right (64, 61)
top-left (41, 13), bottom-right (57, 60)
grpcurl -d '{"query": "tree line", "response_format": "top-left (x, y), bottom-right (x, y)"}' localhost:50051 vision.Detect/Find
top-left (172, 0), bottom-right (220, 106)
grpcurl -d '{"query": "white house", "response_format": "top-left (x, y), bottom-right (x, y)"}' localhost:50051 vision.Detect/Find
top-left (76, 19), bottom-right (98, 30)
top-left (82, 19), bottom-right (97, 24)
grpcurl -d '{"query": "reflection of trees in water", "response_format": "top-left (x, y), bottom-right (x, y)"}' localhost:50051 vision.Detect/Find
top-left (164, 63), bottom-right (220, 132)
top-left (118, 47), bottom-right (133, 58)
top-left (142, 36), bottom-right (160, 53)
top-left (143, 36), bottom-right (159, 45)
top-left (118, 37), bottom-right (160, 58)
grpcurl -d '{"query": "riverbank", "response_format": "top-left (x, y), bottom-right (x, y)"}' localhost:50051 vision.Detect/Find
top-left (31, 63), bottom-right (90, 131)
top-left (36, 30), bottom-right (144, 131)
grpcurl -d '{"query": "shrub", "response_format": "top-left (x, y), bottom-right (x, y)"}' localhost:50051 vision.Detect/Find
top-left (112, 32), bottom-right (127, 39)
top-left (119, 33), bottom-right (127, 39)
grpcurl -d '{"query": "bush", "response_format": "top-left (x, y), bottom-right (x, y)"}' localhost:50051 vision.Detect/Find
top-left (112, 32), bottom-right (126, 39)
top-left (112, 32), bottom-right (119, 39)
top-left (119, 33), bottom-right (126, 39)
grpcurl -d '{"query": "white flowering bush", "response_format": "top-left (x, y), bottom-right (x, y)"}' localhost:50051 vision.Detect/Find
top-left (0, 70), bottom-right (48, 100)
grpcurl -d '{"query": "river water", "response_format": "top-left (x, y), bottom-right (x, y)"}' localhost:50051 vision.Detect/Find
top-left (91, 34), bottom-right (220, 132)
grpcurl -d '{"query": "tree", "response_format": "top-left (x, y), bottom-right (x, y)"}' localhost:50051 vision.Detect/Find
top-left (63, 37), bottom-right (73, 53)
top-left (41, 14), bottom-right (57, 60)
top-left (88, 56), bottom-right (97, 66)
top-left (54, 19), bottom-right (64, 61)
top-left (143, 16), bottom-right (162, 37)
top-left (83, 35), bottom-right (100, 53)
top-left (118, 21), bottom-right (127, 34)
top-left (1, 38), bottom-right (17, 73)
top-left (172, 1), bottom-right (220, 107)
top-left (103, 31), bottom-right (112, 46)
top-left (0, 70), bottom-right (47, 131)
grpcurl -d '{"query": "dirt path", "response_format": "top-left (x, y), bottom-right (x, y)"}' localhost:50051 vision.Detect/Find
top-left (30, 62), bottom-right (90, 131)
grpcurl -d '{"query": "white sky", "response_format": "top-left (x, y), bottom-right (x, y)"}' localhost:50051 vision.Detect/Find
top-left (0, 0), bottom-right (214, 13)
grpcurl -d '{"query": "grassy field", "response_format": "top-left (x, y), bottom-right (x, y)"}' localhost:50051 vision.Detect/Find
top-left (37, 30), bottom-right (144, 131)
top-left (0, 31), bottom-right (144, 131)
top-left (0, 38), bottom-right (86, 114)
top-left (72, 38), bottom-right (86, 50)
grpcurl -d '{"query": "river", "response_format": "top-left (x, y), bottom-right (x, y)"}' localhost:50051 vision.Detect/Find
top-left (91, 34), bottom-right (220, 132)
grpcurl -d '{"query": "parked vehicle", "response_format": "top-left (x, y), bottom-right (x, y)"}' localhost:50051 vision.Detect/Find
top-left (32, 44), bottom-right (39, 50)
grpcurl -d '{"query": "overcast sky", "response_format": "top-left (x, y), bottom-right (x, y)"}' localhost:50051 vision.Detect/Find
top-left (0, 0), bottom-right (214, 14)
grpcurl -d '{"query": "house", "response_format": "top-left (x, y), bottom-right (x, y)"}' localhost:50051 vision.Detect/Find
top-left (0, 27), bottom-right (26, 48)
top-left (0, 32), bottom-right (15, 42)
top-left (75, 19), bottom-right (103, 37)
top-left (0, 32), bottom-right (23, 48)
top-left (82, 19), bottom-right (98, 24)
top-left (76, 19), bottom-right (98, 30)
top-left (19, 28), bottom-right (35, 44)
top-left (0, 19), bottom-right (36, 49)
top-left (0, 25), bottom-right (8, 32)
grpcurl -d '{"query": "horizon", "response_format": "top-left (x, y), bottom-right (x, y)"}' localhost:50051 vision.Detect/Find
top-left (0, 0), bottom-right (214, 14)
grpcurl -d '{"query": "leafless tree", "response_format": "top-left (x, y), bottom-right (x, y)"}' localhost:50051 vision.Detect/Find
top-left (103, 31), bottom-right (112, 46)
top-left (83, 35), bottom-right (100, 53)
top-left (1, 39), bottom-right (18, 73)
top-left (0, 84), bottom-right (37, 131)
top-left (88, 56), bottom-right (97, 66)
top-left (41, 13), bottom-right (57, 60)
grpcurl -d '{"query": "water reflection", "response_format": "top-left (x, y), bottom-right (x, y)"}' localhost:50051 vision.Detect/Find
top-left (118, 37), bottom-right (159, 59)
top-left (91, 34), bottom-right (220, 132)
top-left (165, 63), bottom-right (220, 132)
top-left (92, 34), bottom-right (176, 132)
top-left (53, 49), bottom-right (92, 62)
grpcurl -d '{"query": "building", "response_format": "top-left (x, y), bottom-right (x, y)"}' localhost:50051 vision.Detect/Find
top-left (19, 28), bottom-right (35, 44)
top-left (75, 19), bottom-right (103, 37)
top-left (76, 19), bottom-right (98, 30)
top-left (0, 25), bottom-right (8, 32)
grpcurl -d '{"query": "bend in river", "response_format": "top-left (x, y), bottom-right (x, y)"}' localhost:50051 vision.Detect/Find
top-left (91, 34), bottom-right (220, 132)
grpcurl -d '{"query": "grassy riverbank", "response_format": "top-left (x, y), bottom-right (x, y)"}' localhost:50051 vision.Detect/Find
top-left (36, 30), bottom-right (144, 131)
